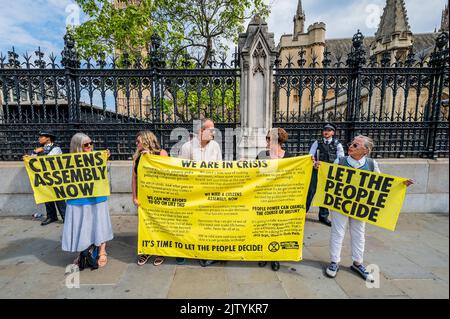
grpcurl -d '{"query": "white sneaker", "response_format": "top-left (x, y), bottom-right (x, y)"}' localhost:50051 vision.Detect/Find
top-left (32, 212), bottom-right (43, 219)
top-left (351, 263), bottom-right (374, 283)
top-left (325, 262), bottom-right (339, 278)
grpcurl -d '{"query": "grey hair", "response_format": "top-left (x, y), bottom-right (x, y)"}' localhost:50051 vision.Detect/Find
top-left (70, 133), bottom-right (92, 153)
top-left (354, 135), bottom-right (374, 155)
top-left (200, 118), bottom-right (214, 129)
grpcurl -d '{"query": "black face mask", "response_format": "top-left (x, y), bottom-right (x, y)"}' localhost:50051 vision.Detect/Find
top-left (39, 142), bottom-right (53, 148)
top-left (39, 136), bottom-right (53, 146)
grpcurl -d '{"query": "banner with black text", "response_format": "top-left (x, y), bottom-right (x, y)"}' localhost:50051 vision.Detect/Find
top-left (24, 151), bottom-right (110, 204)
top-left (312, 162), bottom-right (408, 231)
top-left (138, 155), bottom-right (313, 261)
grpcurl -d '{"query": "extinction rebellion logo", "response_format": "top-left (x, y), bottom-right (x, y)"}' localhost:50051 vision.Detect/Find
top-left (268, 241), bottom-right (300, 252)
top-left (268, 242), bottom-right (280, 252)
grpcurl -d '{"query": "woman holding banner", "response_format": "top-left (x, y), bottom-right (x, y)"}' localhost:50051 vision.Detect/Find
top-left (62, 133), bottom-right (114, 268)
top-left (256, 128), bottom-right (292, 160)
top-left (132, 131), bottom-right (169, 266)
top-left (316, 135), bottom-right (415, 282)
top-left (256, 128), bottom-right (293, 272)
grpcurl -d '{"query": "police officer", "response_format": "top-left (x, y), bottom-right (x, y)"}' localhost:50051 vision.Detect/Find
top-left (24, 131), bottom-right (66, 226)
top-left (306, 123), bottom-right (344, 226)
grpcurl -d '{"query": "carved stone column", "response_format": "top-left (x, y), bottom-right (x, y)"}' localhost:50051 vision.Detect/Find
top-left (237, 15), bottom-right (278, 159)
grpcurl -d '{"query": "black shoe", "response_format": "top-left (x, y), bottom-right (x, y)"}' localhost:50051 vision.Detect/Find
top-left (319, 218), bottom-right (332, 227)
top-left (199, 260), bottom-right (218, 267)
top-left (41, 217), bottom-right (58, 226)
top-left (258, 261), bottom-right (267, 267)
top-left (271, 261), bottom-right (280, 271)
top-left (176, 258), bottom-right (186, 265)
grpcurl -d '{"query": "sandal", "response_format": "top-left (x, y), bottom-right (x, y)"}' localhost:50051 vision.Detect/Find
top-left (137, 254), bottom-right (151, 266)
top-left (153, 256), bottom-right (165, 266)
top-left (98, 253), bottom-right (108, 267)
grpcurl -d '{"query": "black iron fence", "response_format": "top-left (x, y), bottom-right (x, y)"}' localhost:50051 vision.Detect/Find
top-left (0, 34), bottom-right (240, 160)
top-left (274, 31), bottom-right (449, 159)
top-left (0, 30), bottom-right (448, 160)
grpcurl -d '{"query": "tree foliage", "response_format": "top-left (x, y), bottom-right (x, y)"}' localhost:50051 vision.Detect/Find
top-left (71, 0), bottom-right (269, 67)
top-left (163, 81), bottom-right (240, 122)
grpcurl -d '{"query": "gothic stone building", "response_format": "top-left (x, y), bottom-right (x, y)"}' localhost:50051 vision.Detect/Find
top-left (277, 0), bottom-right (449, 121)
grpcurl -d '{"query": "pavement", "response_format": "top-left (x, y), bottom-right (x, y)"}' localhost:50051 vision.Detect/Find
top-left (0, 213), bottom-right (448, 299)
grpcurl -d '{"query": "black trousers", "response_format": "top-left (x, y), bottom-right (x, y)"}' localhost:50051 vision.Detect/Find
top-left (306, 169), bottom-right (329, 219)
top-left (44, 200), bottom-right (66, 220)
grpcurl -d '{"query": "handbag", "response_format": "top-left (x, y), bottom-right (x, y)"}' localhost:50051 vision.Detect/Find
top-left (78, 245), bottom-right (99, 271)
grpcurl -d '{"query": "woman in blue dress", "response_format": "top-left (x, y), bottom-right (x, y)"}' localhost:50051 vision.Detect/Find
top-left (62, 133), bottom-right (113, 268)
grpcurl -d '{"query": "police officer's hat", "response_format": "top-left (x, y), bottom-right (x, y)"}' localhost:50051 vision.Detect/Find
top-left (38, 130), bottom-right (56, 139)
top-left (322, 123), bottom-right (337, 131)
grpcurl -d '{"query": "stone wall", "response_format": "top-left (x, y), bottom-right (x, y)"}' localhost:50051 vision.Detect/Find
top-left (0, 159), bottom-right (447, 216)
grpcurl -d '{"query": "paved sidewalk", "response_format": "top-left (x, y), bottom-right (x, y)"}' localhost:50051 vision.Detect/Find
top-left (0, 213), bottom-right (448, 299)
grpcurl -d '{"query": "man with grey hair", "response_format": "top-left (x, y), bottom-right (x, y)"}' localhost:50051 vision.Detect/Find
top-left (179, 118), bottom-right (222, 161)
top-left (178, 118), bottom-right (222, 266)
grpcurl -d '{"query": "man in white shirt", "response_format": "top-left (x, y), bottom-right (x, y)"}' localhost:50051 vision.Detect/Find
top-left (178, 119), bottom-right (223, 267)
top-left (179, 119), bottom-right (222, 161)
top-left (306, 123), bottom-right (345, 226)
top-left (24, 131), bottom-right (66, 226)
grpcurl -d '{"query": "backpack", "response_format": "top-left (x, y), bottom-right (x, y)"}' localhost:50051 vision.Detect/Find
top-left (78, 245), bottom-right (99, 271)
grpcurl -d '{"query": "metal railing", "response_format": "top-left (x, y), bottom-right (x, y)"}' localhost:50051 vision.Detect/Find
top-left (0, 30), bottom-right (448, 160)
top-left (273, 31), bottom-right (449, 159)
top-left (0, 33), bottom-right (240, 160)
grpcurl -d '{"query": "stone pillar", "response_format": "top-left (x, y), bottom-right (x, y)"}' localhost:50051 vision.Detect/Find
top-left (237, 15), bottom-right (278, 159)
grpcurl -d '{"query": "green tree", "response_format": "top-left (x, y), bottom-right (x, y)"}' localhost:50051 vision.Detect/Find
top-left (71, 0), bottom-right (174, 65)
top-left (163, 79), bottom-right (241, 122)
top-left (162, 0), bottom-right (269, 68)
top-left (71, 0), bottom-right (269, 67)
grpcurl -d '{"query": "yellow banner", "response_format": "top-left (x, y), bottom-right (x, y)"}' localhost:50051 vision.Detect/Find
top-left (24, 151), bottom-right (110, 204)
top-left (312, 162), bottom-right (408, 231)
top-left (138, 155), bottom-right (313, 261)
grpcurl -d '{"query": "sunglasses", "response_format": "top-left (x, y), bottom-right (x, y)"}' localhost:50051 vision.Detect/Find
top-left (348, 143), bottom-right (362, 149)
top-left (83, 142), bottom-right (93, 148)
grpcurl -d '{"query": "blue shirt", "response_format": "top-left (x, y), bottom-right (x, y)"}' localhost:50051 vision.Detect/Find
top-left (67, 196), bottom-right (108, 206)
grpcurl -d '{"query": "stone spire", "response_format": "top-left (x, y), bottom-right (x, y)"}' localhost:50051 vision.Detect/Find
top-left (441, 4), bottom-right (449, 32)
top-left (370, 0), bottom-right (413, 59)
top-left (293, 0), bottom-right (306, 37)
top-left (375, 0), bottom-right (412, 44)
top-left (296, 0), bottom-right (303, 16)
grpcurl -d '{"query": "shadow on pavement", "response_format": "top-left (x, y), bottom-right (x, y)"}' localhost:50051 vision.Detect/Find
top-left (0, 237), bottom-right (71, 267)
